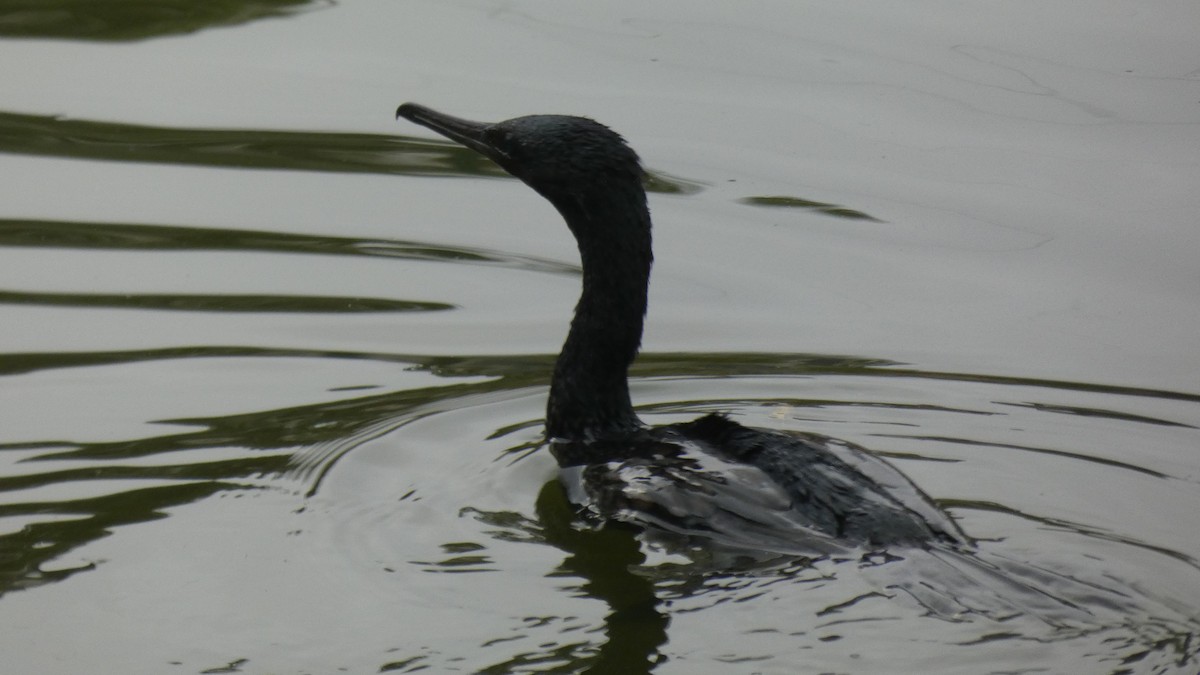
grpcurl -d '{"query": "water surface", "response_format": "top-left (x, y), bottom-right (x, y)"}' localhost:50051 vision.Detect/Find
top-left (1, 1), bottom-right (1199, 673)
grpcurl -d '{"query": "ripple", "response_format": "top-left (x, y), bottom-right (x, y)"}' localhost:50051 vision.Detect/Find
top-left (739, 195), bottom-right (882, 222)
top-left (2, 348), bottom-right (1197, 669)
top-left (0, 289), bottom-right (453, 314)
top-left (0, 111), bottom-right (705, 196)
top-left (0, 0), bottom-right (322, 41)
top-left (275, 356), bottom-right (1200, 670)
top-left (0, 218), bottom-right (579, 276)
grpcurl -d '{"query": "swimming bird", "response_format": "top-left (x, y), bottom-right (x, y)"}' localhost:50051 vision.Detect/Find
top-left (396, 103), bottom-right (967, 553)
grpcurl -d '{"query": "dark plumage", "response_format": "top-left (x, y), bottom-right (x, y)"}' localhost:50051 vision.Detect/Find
top-left (396, 103), bottom-right (966, 550)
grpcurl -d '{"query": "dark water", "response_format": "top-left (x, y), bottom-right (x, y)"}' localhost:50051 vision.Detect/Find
top-left (2, 1), bottom-right (1199, 673)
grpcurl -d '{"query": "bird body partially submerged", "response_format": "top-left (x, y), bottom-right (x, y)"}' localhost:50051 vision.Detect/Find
top-left (554, 413), bottom-right (966, 550)
top-left (396, 102), bottom-right (967, 551)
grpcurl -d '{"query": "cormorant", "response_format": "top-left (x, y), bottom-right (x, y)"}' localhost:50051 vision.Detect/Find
top-left (396, 103), bottom-right (967, 552)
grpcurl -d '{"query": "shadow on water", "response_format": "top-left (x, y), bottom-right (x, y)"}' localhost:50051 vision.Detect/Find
top-left (0, 0), bottom-right (326, 42)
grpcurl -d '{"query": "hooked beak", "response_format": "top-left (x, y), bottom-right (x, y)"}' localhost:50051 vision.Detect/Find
top-left (395, 102), bottom-right (506, 163)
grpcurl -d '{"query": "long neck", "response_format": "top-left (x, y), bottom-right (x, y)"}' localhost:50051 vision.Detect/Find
top-left (545, 187), bottom-right (652, 441)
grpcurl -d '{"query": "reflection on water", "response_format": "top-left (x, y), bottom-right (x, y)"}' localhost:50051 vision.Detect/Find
top-left (0, 109), bottom-right (500, 177)
top-left (0, 217), bottom-right (581, 274)
top-left (0, 110), bottom-right (710, 196)
top-left (2, 9), bottom-right (1198, 670)
top-left (0, 141), bottom-right (1196, 669)
top-left (0, 289), bottom-right (453, 313)
top-left (0, 0), bottom-right (323, 41)
top-left (0, 172), bottom-right (1197, 671)
top-left (3, 339), bottom-right (1197, 671)
top-left (738, 195), bottom-right (882, 222)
